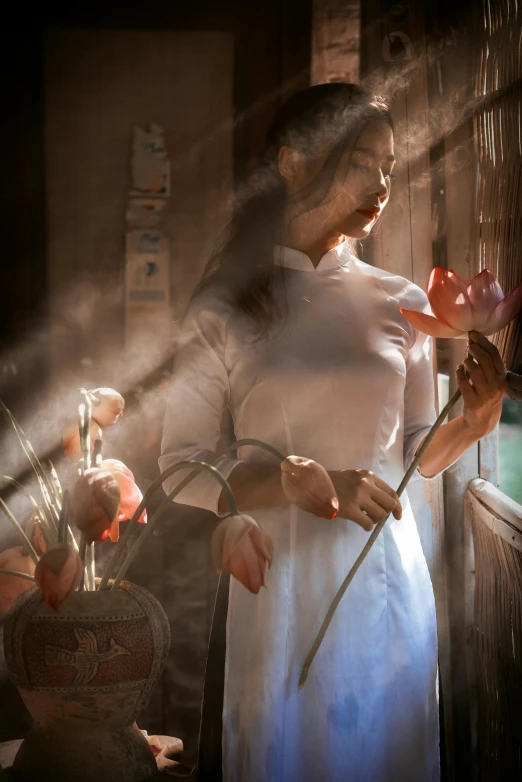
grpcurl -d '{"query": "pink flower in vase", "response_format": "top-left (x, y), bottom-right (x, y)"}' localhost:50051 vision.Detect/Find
top-left (0, 546), bottom-right (36, 613)
top-left (70, 468), bottom-right (121, 543)
top-left (35, 544), bottom-right (83, 611)
top-left (399, 267), bottom-right (522, 338)
top-left (281, 456), bottom-right (339, 519)
top-left (88, 388), bottom-right (125, 427)
top-left (99, 459), bottom-right (147, 542)
top-left (211, 515), bottom-right (274, 594)
top-left (61, 419), bottom-right (102, 462)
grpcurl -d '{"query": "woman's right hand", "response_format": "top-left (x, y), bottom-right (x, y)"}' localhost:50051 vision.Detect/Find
top-left (328, 469), bottom-right (402, 531)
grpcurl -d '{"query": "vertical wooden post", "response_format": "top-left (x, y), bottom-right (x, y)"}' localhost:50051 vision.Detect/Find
top-left (360, 2), bottom-right (456, 778)
top-left (311, 0), bottom-right (360, 85)
top-left (440, 18), bottom-right (480, 780)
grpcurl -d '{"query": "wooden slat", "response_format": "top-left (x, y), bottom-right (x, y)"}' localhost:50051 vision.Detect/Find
top-left (468, 478), bottom-right (522, 780)
top-left (469, 477), bottom-right (522, 536)
top-left (360, 1), bottom-right (455, 777)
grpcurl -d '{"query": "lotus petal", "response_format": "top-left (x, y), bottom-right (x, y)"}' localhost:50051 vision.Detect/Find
top-left (35, 544), bottom-right (83, 611)
top-left (99, 459), bottom-right (147, 542)
top-left (71, 469), bottom-right (120, 543)
top-left (88, 388), bottom-right (125, 428)
top-left (0, 546), bottom-right (36, 612)
top-left (467, 269), bottom-right (505, 331)
top-left (398, 308), bottom-right (466, 338)
top-left (61, 420), bottom-right (102, 462)
top-left (427, 267), bottom-right (474, 331)
top-left (481, 282), bottom-right (522, 335)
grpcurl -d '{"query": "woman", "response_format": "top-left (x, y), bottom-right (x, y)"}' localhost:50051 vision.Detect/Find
top-left (160, 84), bottom-right (506, 781)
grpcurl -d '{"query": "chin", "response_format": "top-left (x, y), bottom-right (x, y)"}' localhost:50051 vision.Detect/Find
top-left (338, 217), bottom-right (375, 240)
top-left (342, 226), bottom-right (371, 240)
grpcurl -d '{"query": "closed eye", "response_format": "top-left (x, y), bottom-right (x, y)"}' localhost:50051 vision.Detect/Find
top-left (351, 161), bottom-right (396, 180)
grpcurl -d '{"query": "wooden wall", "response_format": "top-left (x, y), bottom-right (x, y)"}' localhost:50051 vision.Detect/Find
top-left (0, 0), bottom-right (313, 761)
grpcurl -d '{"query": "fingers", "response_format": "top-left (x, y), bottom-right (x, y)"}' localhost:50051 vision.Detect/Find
top-left (456, 364), bottom-right (477, 405)
top-left (369, 486), bottom-right (402, 519)
top-left (463, 356), bottom-right (488, 395)
top-left (466, 343), bottom-right (498, 385)
top-left (469, 331), bottom-right (505, 374)
top-left (347, 507), bottom-right (374, 532)
top-left (332, 469), bottom-right (403, 531)
top-left (361, 498), bottom-right (392, 524)
top-left (371, 475), bottom-right (402, 519)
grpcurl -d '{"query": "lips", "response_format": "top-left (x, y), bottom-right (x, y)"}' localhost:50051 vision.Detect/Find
top-left (356, 208), bottom-right (380, 220)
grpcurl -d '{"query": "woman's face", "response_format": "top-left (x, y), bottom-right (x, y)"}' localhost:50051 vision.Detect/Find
top-left (283, 119), bottom-right (395, 242)
top-left (329, 120), bottom-right (395, 239)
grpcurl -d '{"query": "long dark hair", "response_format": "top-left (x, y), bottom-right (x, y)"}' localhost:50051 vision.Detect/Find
top-left (196, 83), bottom-right (393, 333)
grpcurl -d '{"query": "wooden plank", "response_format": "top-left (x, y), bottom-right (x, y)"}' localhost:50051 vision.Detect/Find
top-left (469, 477), bottom-right (522, 534)
top-left (359, 2), bottom-right (456, 777)
top-left (311, 0), bottom-right (360, 85)
top-left (478, 429), bottom-right (499, 486)
top-left (441, 21), bottom-right (480, 779)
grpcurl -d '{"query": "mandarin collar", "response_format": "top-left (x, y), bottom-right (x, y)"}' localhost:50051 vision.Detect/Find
top-left (274, 243), bottom-right (352, 272)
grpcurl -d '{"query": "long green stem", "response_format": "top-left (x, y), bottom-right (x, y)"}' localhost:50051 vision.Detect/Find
top-left (81, 391), bottom-right (93, 471)
top-left (85, 543), bottom-right (95, 591)
top-left (0, 499), bottom-right (40, 564)
top-left (0, 400), bottom-right (61, 525)
top-left (298, 386), bottom-right (463, 689)
top-left (48, 462), bottom-right (63, 509)
top-left (0, 476), bottom-right (54, 547)
top-left (58, 491), bottom-right (70, 545)
top-left (78, 539), bottom-right (87, 590)
top-left (0, 569), bottom-right (35, 582)
top-left (98, 438), bottom-right (285, 590)
top-left (110, 460), bottom-right (239, 590)
top-left (77, 393), bottom-right (94, 590)
top-left (78, 404), bottom-right (87, 476)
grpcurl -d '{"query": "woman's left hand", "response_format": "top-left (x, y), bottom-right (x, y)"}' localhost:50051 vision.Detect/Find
top-left (457, 330), bottom-right (508, 438)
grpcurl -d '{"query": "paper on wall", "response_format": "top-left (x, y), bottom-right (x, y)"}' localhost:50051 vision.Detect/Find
top-left (130, 123), bottom-right (170, 198)
top-left (125, 198), bottom-right (167, 228)
top-left (125, 229), bottom-right (171, 346)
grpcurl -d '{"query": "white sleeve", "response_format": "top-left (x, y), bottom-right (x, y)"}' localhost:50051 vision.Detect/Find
top-left (401, 288), bottom-right (457, 480)
top-left (403, 330), bottom-right (440, 478)
top-left (159, 297), bottom-right (240, 515)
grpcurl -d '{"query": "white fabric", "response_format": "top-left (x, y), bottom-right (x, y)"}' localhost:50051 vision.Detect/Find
top-left (160, 243), bottom-right (441, 782)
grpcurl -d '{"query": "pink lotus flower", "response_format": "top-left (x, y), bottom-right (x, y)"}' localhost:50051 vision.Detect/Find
top-left (35, 544), bottom-right (83, 611)
top-left (280, 456), bottom-right (339, 519)
top-left (70, 468), bottom-right (121, 543)
top-left (88, 388), bottom-right (125, 427)
top-left (211, 515), bottom-right (274, 594)
top-left (399, 267), bottom-right (522, 338)
top-left (99, 459), bottom-right (147, 542)
top-left (0, 546), bottom-right (36, 612)
top-left (61, 419), bottom-right (102, 461)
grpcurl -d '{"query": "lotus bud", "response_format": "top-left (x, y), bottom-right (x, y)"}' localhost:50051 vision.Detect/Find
top-left (211, 514), bottom-right (274, 594)
top-left (0, 546), bottom-right (36, 613)
top-left (70, 468), bottom-right (120, 543)
top-left (281, 455), bottom-right (339, 519)
top-left (61, 419), bottom-right (102, 462)
top-left (34, 544), bottom-right (83, 611)
top-left (88, 387), bottom-right (125, 427)
top-left (399, 267), bottom-right (522, 338)
top-left (99, 459), bottom-right (147, 542)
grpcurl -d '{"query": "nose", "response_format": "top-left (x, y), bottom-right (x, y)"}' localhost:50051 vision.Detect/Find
top-left (363, 166), bottom-right (390, 201)
top-left (371, 170), bottom-right (390, 201)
